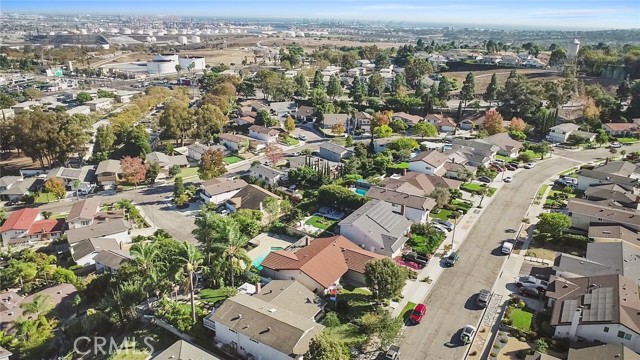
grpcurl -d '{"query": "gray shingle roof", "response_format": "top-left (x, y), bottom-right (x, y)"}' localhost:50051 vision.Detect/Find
top-left (367, 186), bottom-right (436, 211)
top-left (96, 159), bottom-right (120, 174)
top-left (65, 219), bottom-right (130, 244)
top-left (339, 199), bottom-right (412, 253)
top-left (71, 237), bottom-right (121, 261)
top-left (577, 169), bottom-right (638, 187)
top-left (93, 249), bottom-right (132, 270)
top-left (145, 152), bottom-right (189, 167)
top-left (227, 184), bottom-right (279, 211)
top-left (250, 164), bottom-right (285, 180)
top-left (320, 142), bottom-right (350, 156)
top-left (151, 340), bottom-right (221, 360)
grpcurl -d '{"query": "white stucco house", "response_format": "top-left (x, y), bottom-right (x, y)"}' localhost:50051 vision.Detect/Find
top-left (546, 123), bottom-right (581, 143)
top-left (199, 179), bottom-right (248, 204)
top-left (408, 150), bottom-right (450, 176)
top-left (248, 125), bottom-right (280, 143)
top-left (219, 133), bottom-right (246, 153)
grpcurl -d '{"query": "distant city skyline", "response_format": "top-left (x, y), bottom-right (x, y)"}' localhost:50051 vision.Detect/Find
top-left (2, 0), bottom-right (639, 30)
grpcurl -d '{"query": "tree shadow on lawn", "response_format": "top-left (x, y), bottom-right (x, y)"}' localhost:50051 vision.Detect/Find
top-left (335, 291), bottom-right (376, 322)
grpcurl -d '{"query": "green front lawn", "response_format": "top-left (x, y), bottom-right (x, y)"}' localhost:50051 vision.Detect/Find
top-left (617, 137), bottom-right (639, 144)
top-left (324, 323), bottom-right (367, 347)
top-left (35, 192), bottom-right (54, 203)
top-left (178, 167), bottom-right (199, 179)
top-left (305, 215), bottom-right (338, 230)
top-left (388, 162), bottom-right (409, 170)
top-left (401, 301), bottom-right (417, 323)
top-left (461, 183), bottom-right (483, 192)
top-left (223, 156), bottom-right (243, 164)
top-left (495, 154), bottom-right (513, 162)
top-left (537, 184), bottom-right (549, 198)
top-left (431, 209), bottom-right (453, 221)
top-left (511, 308), bottom-right (534, 331)
top-left (520, 150), bottom-right (544, 160)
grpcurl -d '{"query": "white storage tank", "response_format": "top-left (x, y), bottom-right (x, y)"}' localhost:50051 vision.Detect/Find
top-left (178, 56), bottom-right (206, 71)
top-left (177, 36), bottom-right (188, 45)
top-left (568, 39), bottom-right (580, 59)
top-left (191, 36), bottom-right (201, 43)
top-left (147, 60), bottom-right (176, 74)
top-left (121, 28), bottom-right (131, 34)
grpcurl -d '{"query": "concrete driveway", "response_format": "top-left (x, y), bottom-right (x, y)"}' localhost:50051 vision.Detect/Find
top-left (397, 156), bottom-right (580, 360)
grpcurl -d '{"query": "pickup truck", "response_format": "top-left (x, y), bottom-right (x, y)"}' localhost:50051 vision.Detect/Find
top-left (402, 252), bottom-right (429, 268)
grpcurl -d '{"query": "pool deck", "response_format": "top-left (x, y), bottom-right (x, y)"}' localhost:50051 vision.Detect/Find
top-left (247, 233), bottom-right (297, 261)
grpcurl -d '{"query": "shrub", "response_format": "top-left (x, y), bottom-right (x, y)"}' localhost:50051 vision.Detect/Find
top-left (493, 344), bottom-right (500, 349)
top-left (499, 337), bottom-right (507, 343)
top-left (490, 352), bottom-right (497, 358)
top-left (323, 312), bottom-right (341, 327)
top-left (535, 338), bottom-right (548, 353)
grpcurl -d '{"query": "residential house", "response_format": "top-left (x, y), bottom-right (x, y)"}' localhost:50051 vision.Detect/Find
top-left (588, 224), bottom-right (640, 250)
top-left (14, 218), bottom-right (65, 247)
top-left (366, 186), bottom-right (436, 223)
top-left (67, 198), bottom-right (101, 229)
top-left (339, 199), bottom-right (413, 257)
top-left (0, 177), bottom-right (44, 201)
top-left (353, 111), bottom-right (373, 132)
top-left (151, 340), bottom-right (222, 360)
top-left (392, 112), bottom-right (422, 127)
top-left (318, 142), bottom-right (352, 162)
top-left (373, 138), bottom-right (395, 153)
top-left (261, 236), bottom-right (384, 293)
top-left (114, 90), bottom-right (140, 103)
top-left (553, 241), bottom-right (640, 280)
top-left (382, 172), bottom-right (462, 196)
top-left (546, 123), bottom-right (581, 143)
top-left (95, 159), bottom-right (121, 187)
top-left (356, 59), bottom-right (371, 67)
top-left (11, 100), bottom-right (40, 114)
top-left (567, 198), bottom-right (640, 232)
top-left (596, 161), bottom-right (640, 179)
top-left (570, 130), bottom-right (597, 143)
top-left (603, 121), bottom-right (640, 137)
top-left (321, 114), bottom-right (350, 130)
top-left (187, 143), bottom-right (228, 162)
top-left (548, 274), bottom-right (640, 353)
top-left (485, 133), bottom-right (523, 158)
top-left (65, 219), bottom-right (130, 245)
top-left (234, 115), bottom-right (256, 126)
top-left (46, 166), bottom-right (95, 190)
top-left (0, 284), bottom-right (78, 334)
top-left (219, 133), bottom-right (246, 153)
top-left (226, 184), bottom-right (279, 212)
top-left (85, 98), bottom-right (113, 112)
top-left (66, 105), bottom-right (91, 116)
top-left (0, 176), bottom-right (22, 200)
top-left (426, 114), bottom-right (457, 133)
top-left (0, 208), bottom-right (40, 247)
top-left (408, 150), bottom-right (450, 176)
top-left (443, 161), bottom-right (478, 181)
top-left (575, 168), bottom-right (638, 191)
top-left (0, 346), bottom-right (11, 360)
top-left (145, 151), bottom-right (189, 170)
top-left (70, 237), bottom-right (123, 267)
top-left (566, 343), bottom-right (640, 360)
top-left (94, 249), bottom-right (133, 274)
top-left (249, 164), bottom-right (285, 186)
top-left (205, 282), bottom-right (324, 360)
top-left (269, 101), bottom-right (297, 120)
top-left (199, 178), bottom-right (248, 204)
top-left (459, 112), bottom-right (486, 131)
top-left (295, 105), bottom-right (315, 122)
top-left (248, 125), bottom-right (280, 143)
top-left (584, 183), bottom-right (639, 209)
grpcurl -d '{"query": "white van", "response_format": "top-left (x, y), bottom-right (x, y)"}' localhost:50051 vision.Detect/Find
top-left (502, 241), bottom-right (514, 254)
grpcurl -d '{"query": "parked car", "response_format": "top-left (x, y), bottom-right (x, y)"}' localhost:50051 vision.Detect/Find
top-left (503, 176), bottom-right (513, 183)
top-left (291, 152), bottom-right (301, 156)
top-left (298, 134), bottom-right (307, 141)
top-left (491, 164), bottom-right (505, 172)
top-left (477, 289), bottom-right (492, 308)
top-left (430, 224), bottom-right (448, 233)
top-left (385, 345), bottom-right (400, 360)
top-left (524, 162), bottom-right (536, 169)
top-left (409, 303), bottom-right (427, 324)
top-left (433, 219), bottom-right (454, 232)
top-left (460, 324), bottom-right (477, 344)
top-left (402, 252), bottom-right (429, 268)
top-left (445, 251), bottom-right (460, 267)
top-left (501, 241), bottom-right (514, 254)
top-left (516, 275), bottom-right (548, 290)
top-left (519, 285), bottom-right (545, 299)
top-left (506, 164), bottom-right (518, 171)
top-left (493, 159), bottom-right (506, 165)
top-left (610, 142), bottom-right (622, 148)
top-left (477, 176), bottom-right (492, 183)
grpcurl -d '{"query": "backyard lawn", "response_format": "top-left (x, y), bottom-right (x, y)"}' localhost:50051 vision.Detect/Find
top-left (495, 154), bottom-right (513, 162)
top-left (223, 156), bottom-right (243, 164)
top-left (388, 162), bottom-right (409, 170)
top-left (305, 215), bottom-right (338, 230)
top-left (510, 308), bottom-right (534, 331)
top-left (198, 288), bottom-right (231, 304)
top-left (178, 166), bottom-right (199, 179)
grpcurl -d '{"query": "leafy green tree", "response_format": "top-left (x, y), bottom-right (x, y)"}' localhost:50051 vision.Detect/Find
top-left (390, 118), bottom-right (407, 133)
top-left (284, 115), bottom-right (296, 133)
top-left (238, 79), bottom-right (256, 98)
top-left (44, 177), bottom-right (66, 200)
top-left (194, 104), bottom-right (227, 139)
top-left (375, 53), bottom-right (391, 69)
top-left (374, 124), bottom-right (393, 138)
top-left (312, 69), bottom-right (324, 90)
top-left (537, 212), bottom-right (571, 239)
top-left (76, 92), bottom-right (92, 104)
top-left (437, 76), bottom-right (452, 99)
top-left (293, 73), bottom-right (309, 97)
top-left (327, 75), bottom-right (343, 100)
top-left (0, 93), bottom-right (16, 108)
top-left (413, 121), bottom-right (438, 138)
top-left (392, 72), bottom-right (407, 96)
top-left (529, 141), bottom-right (552, 159)
top-left (345, 136), bottom-right (353, 147)
top-left (460, 72), bottom-right (475, 106)
top-left (364, 258), bottom-right (407, 302)
top-left (404, 58), bottom-right (433, 89)
top-left (617, 79), bottom-right (632, 102)
top-left (549, 48), bottom-right (567, 66)
top-left (305, 334), bottom-right (350, 360)
top-left (350, 76), bottom-right (367, 105)
top-left (216, 232), bottom-right (250, 288)
top-left (168, 165), bottom-right (181, 178)
top-left (159, 99), bottom-right (194, 146)
top-left (388, 138), bottom-right (418, 151)
top-left (361, 308), bottom-right (404, 349)
top-left (429, 187), bottom-right (450, 209)
top-left (309, 88), bottom-right (329, 109)
top-left (255, 109), bottom-right (278, 127)
top-left (368, 73), bottom-right (386, 97)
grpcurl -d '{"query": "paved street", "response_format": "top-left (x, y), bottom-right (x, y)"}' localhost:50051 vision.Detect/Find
top-left (398, 156), bottom-right (579, 360)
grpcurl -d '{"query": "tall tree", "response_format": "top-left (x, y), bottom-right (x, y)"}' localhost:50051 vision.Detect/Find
top-left (364, 258), bottom-right (407, 302)
top-left (312, 69), bottom-right (324, 90)
top-left (237, 79), bottom-right (256, 98)
top-left (350, 76), bottom-right (367, 106)
top-left (305, 334), bottom-right (350, 360)
top-left (214, 227), bottom-right (250, 288)
top-left (429, 188), bottom-right (450, 209)
top-left (293, 73), bottom-right (309, 98)
top-left (509, 117), bottom-right (526, 132)
top-left (373, 124), bottom-right (393, 138)
top-left (413, 121), bottom-right (438, 138)
top-left (255, 109), bottom-right (278, 127)
top-left (404, 58), bottom-right (433, 89)
top-left (159, 99), bottom-right (193, 146)
top-left (326, 75), bottom-right (342, 100)
top-left (284, 115), bottom-right (296, 133)
top-left (93, 125), bottom-right (116, 161)
top-left (483, 109), bottom-right (506, 135)
top-left (198, 148), bottom-right (227, 180)
top-left (120, 156), bottom-right (146, 187)
top-left (549, 48), bottom-right (567, 66)
top-left (368, 73), bottom-right (386, 97)
top-left (44, 177), bottom-right (66, 200)
top-left (194, 104), bottom-right (227, 139)
top-left (460, 72), bottom-right (476, 106)
top-left (175, 242), bottom-right (203, 322)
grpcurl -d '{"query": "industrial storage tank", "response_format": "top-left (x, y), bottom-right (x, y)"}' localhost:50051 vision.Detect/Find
top-left (153, 54), bottom-right (179, 62)
top-left (147, 60), bottom-right (176, 74)
top-left (178, 56), bottom-right (206, 71)
top-left (568, 39), bottom-right (580, 59)
top-left (177, 36), bottom-right (188, 45)
top-left (191, 36), bottom-right (201, 43)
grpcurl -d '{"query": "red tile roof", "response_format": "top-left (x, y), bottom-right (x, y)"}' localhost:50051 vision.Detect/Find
top-left (27, 219), bottom-right (65, 236)
top-left (0, 208), bottom-right (40, 232)
top-left (260, 236), bottom-right (383, 288)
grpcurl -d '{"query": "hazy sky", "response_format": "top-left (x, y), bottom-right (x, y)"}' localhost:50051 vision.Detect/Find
top-left (2, 0), bottom-right (640, 30)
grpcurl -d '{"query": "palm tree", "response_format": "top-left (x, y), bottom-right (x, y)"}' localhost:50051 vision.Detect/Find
top-left (215, 235), bottom-right (251, 288)
top-left (20, 294), bottom-right (53, 318)
top-left (175, 242), bottom-right (203, 322)
top-left (130, 242), bottom-right (160, 300)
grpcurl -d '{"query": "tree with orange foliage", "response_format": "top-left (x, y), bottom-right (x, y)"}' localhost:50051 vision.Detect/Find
top-left (372, 111), bottom-right (391, 128)
top-left (483, 110), bottom-right (506, 135)
top-left (120, 156), bottom-right (147, 187)
top-left (509, 117), bottom-right (526, 132)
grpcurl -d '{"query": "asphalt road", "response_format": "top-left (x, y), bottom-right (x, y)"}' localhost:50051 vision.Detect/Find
top-left (398, 156), bottom-right (581, 360)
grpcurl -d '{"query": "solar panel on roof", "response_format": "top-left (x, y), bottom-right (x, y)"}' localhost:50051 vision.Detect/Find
top-left (560, 299), bottom-right (579, 323)
top-left (582, 287), bottom-right (614, 322)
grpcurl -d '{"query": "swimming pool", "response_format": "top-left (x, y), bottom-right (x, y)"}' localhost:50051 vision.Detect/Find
top-left (251, 246), bottom-right (284, 270)
top-left (355, 188), bottom-right (368, 196)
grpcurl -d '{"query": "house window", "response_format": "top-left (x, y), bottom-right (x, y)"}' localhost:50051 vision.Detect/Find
top-left (603, 326), bottom-right (609, 333)
top-left (81, 220), bottom-right (90, 225)
top-left (250, 339), bottom-right (259, 344)
top-left (617, 331), bottom-right (625, 338)
top-left (625, 333), bottom-right (632, 340)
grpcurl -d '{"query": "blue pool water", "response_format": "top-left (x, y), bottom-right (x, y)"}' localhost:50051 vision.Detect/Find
top-left (252, 247), bottom-right (284, 270)
top-left (355, 188), bottom-right (368, 196)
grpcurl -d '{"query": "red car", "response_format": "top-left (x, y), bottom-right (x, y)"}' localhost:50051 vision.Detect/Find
top-left (409, 303), bottom-right (427, 324)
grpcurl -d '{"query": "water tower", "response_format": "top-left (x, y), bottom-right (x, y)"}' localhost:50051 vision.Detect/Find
top-left (568, 39), bottom-right (580, 59)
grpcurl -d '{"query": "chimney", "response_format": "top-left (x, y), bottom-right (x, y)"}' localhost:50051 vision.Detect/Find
top-left (255, 282), bottom-right (261, 294)
top-left (305, 237), bottom-right (311, 246)
top-left (569, 307), bottom-right (583, 340)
